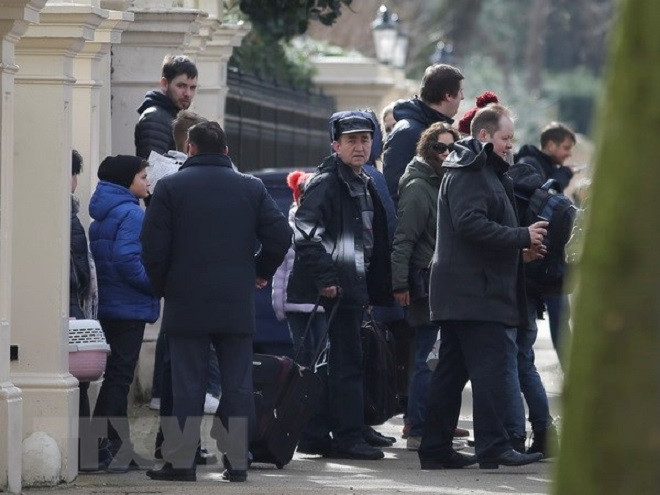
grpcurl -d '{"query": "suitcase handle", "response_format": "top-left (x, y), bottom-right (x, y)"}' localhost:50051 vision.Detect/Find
top-left (294, 291), bottom-right (342, 366)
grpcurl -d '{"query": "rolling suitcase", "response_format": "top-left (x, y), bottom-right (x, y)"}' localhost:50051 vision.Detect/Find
top-left (250, 297), bottom-right (339, 468)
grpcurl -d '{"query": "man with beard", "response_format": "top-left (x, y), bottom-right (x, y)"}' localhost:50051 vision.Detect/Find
top-left (135, 54), bottom-right (198, 159)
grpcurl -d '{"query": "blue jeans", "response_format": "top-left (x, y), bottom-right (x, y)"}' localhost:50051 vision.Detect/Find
top-left (510, 297), bottom-right (551, 436)
top-left (545, 295), bottom-right (570, 371)
top-left (406, 324), bottom-right (438, 437)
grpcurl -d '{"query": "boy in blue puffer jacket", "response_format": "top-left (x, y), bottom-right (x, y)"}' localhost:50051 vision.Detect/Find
top-left (86, 155), bottom-right (160, 472)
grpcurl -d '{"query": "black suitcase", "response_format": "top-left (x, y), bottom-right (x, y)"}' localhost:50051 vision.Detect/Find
top-left (249, 298), bottom-right (339, 468)
top-left (250, 354), bottom-right (322, 468)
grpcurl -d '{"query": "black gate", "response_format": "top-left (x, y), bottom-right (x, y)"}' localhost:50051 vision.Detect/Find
top-left (224, 69), bottom-right (336, 172)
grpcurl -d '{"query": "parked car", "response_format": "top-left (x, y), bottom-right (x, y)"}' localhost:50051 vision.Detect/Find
top-left (250, 167), bottom-right (314, 357)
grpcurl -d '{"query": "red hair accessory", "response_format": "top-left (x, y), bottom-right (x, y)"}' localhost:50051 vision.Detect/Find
top-left (458, 91), bottom-right (500, 135)
top-left (286, 170), bottom-right (312, 203)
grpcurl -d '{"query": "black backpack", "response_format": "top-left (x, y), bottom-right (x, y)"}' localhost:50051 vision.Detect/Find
top-left (516, 180), bottom-right (578, 296)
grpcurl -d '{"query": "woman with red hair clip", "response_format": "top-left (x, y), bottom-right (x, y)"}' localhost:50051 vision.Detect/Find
top-left (458, 91), bottom-right (500, 136)
top-left (271, 171), bottom-right (326, 367)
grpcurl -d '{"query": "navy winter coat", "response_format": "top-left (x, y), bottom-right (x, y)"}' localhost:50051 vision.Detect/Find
top-left (140, 153), bottom-right (291, 336)
top-left (382, 97), bottom-right (453, 203)
top-left (89, 181), bottom-right (160, 323)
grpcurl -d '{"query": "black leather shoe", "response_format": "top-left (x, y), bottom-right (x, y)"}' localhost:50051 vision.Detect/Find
top-left (479, 449), bottom-right (543, 469)
top-left (420, 450), bottom-right (477, 470)
top-left (146, 462), bottom-right (196, 482)
top-left (363, 426), bottom-right (395, 447)
top-left (220, 454), bottom-right (247, 482)
top-left (297, 438), bottom-right (333, 456)
top-left (329, 443), bottom-right (384, 460)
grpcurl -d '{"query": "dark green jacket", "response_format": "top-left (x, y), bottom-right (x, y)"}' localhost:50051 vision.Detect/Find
top-left (391, 157), bottom-right (440, 290)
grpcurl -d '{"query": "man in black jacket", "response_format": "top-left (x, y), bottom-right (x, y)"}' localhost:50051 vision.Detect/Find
top-left (135, 54), bottom-right (198, 159)
top-left (510, 122), bottom-right (576, 372)
top-left (382, 63), bottom-right (464, 204)
top-left (288, 115), bottom-right (393, 460)
top-left (141, 121), bottom-right (291, 482)
top-left (419, 104), bottom-right (546, 470)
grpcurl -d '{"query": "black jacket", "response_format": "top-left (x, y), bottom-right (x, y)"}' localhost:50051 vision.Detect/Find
top-left (287, 155), bottom-right (392, 307)
top-left (70, 196), bottom-right (90, 318)
top-left (429, 138), bottom-right (529, 327)
top-left (135, 91), bottom-right (179, 158)
top-left (382, 97), bottom-right (453, 203)
top-left (140, 153), bottom-right (291, 336)
top-left (511, 144), bottom-right (573, 193)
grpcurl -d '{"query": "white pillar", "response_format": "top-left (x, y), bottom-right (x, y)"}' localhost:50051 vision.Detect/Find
top-left (195, 20), bottom-right (249, 125)
top-left (312, 54), bottom-right (416, 113)
top-left (11, 1), bottom-right (107, 484)
top-left (72, 5), bottom-right (133, 228)
top-left (110, 6), bottom-right (205, 155)
top-left (0, 1), bottom-right (47, 492)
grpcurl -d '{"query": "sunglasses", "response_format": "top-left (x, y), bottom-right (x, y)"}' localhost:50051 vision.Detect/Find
top-left (432, 142), bottom-right (454, 153)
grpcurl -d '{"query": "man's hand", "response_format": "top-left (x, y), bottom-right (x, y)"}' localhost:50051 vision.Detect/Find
top-left (394, 290), bottom-right (410, 307)
top-left (528, 221), bottom-right (548, 247)
top-left (255, 277), bottom-right (268, 289)
top-left (320, 285), bottom-right (339, 298)
top-left (522, 243), bottom-right (547, 263)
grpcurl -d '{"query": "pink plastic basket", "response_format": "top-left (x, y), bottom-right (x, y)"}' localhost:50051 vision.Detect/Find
top-left (68, 319), bottom-right (110, 382)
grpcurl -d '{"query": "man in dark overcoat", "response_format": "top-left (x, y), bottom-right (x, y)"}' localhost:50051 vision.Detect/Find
top-left (419, 104), bottom-right (547, 470)
top-left (140, 121), bottom-right (291, 482)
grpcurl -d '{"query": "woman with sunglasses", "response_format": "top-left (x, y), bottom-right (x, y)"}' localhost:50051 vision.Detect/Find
top-left (391, 122), bottom-right (463, 450)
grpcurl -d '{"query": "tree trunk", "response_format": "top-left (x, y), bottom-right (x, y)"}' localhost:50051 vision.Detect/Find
top-left (555, 1), bottom-right (660, 493)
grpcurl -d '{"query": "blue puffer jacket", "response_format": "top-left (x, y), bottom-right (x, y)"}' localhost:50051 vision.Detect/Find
top-left (89, 181), bottom-right (160, 323)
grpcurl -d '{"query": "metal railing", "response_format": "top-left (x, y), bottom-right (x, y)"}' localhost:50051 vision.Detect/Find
top-left (225, 69), bottom-right (336, 172)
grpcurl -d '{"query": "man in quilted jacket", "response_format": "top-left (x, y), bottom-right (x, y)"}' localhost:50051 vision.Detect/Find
top-left (134, 54), bottom-right (198, 159)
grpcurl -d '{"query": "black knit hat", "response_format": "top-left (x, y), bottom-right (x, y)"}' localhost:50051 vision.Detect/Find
top-left (97, 155), bottom-right (145, 189)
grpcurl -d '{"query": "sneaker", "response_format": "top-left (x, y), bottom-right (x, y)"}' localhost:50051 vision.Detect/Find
top-left (148, 398), bottom-right (161, 411)
top-left (204, 393), bottom-right (219, 415)
top-left (406, 436), bottom-right (421, 451)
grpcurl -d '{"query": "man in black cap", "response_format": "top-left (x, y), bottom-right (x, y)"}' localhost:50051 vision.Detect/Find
top-left (287, 114), bottom-right (393, 460)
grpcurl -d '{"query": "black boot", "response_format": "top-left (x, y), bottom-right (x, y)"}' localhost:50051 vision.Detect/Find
top-left (510, 434), bottom-right (526, 454)
top-left (527, 424), bottom-right (559, 458)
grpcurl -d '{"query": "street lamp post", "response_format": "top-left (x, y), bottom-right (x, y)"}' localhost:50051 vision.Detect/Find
top-left (392, 29), bottom-right (409, 69)
top-left (371, 4), bottom-right (399, 66)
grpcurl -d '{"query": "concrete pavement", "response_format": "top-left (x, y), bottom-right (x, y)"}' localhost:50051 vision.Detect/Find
top-left (25, 319), bottom-right (564, 494)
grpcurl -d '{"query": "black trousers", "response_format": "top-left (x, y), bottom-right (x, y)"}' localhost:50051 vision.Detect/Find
top-left (418, 320), bottom-right (513, 461)
top-left (301, 304), bottom-right (365, 450)
top-left (163, 333), bottom-right (255, 471)
top-left (93, 318), bottom-right (146, 451)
